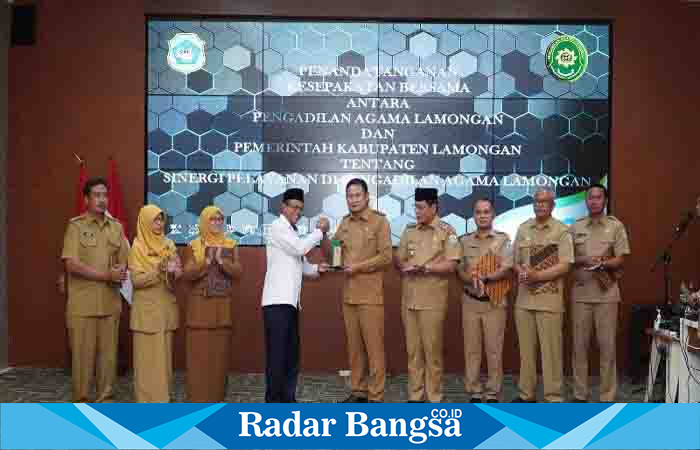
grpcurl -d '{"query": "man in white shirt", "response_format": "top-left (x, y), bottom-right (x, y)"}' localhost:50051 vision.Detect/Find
top-left (262, 188), bottom-right (330, 402)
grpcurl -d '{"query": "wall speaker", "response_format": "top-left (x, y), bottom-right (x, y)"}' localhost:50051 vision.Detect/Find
top-left (10, 4), bottom-right (36, 46)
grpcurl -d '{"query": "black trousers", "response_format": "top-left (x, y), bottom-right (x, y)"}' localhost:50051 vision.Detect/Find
top-left (627, 304), bottom-right (659, 381)
top-left (263, 304), bottom-right (299, 403)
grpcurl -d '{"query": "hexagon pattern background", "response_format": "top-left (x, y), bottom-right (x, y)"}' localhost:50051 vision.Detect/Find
top-left (148, 21), bottom-right (610, 244)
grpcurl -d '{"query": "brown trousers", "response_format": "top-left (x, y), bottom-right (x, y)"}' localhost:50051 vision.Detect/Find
top-left (572, 302), bottom-right (618, 402)
top-left (343, 304), bottom-right (385, 401)
top-left (67, 315), bottom-right (119, 403)
top-left (133, 330), bottom-right (174, 403)
top-left (186, 327), bottom-right (232, 402)
top-left (402, 306), bottom-right (447, 402)
top-left (462, 304), bottom-right (506, 400)
top-left (514, 308), bottom-right (563, 402)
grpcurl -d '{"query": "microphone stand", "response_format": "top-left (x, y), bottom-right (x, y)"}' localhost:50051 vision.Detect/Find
top-left (651, 212), bottom-right (696, 305)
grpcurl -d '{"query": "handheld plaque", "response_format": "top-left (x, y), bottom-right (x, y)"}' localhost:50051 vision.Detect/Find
top-left (528, 243), bottom-right (559, 295)
top-left (206, 247), bottom-right (233, 297)
top-left (473, 251), bottom-right (513, 307)
top-left (163, 255), bottom-right (178, 290)
top-left (590, 255), bottom-right (623, 291)
top-left (329, 239), bottom-right (343, 270)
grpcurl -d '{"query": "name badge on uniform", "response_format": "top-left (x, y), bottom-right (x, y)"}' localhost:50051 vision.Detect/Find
top-left (80, 230), bottom-right (97, 246)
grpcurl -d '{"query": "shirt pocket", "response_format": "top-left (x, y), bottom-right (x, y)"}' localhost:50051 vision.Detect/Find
top-left (365, 230), bottom-right (377, 253)
top-left (406, 240), bottom-right (418, 259)
top-left (107, 236), bottom-right (122, 258)
top-left (432, 233), bottom-right (445, 252)
top-left (464, 245), bottom-right (480, 265)
top-left (516, 241), bottom-right (531, 265)
top-left (456, 245), bottom-right (474, 274)
top-left (79, 232), bottom-right (97, 248)
top-left (597, 239), bottom-right (616, 257)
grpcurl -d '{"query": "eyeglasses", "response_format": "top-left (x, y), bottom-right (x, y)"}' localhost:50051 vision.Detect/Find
top-left (284, 202), bottom-right (304, 213)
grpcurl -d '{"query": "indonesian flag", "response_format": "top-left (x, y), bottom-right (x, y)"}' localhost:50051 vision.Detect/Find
top-left (107, 157), bottom-right (129, 239)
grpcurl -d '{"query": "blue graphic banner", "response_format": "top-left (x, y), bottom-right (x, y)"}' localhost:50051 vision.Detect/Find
top-left (146, 21), bottom-right (612, 246)
top-left (2, 403), bottom-right (699, 449)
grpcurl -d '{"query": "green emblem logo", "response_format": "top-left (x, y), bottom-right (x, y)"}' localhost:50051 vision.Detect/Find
top-left (546, 35), bottom-right (588, 82)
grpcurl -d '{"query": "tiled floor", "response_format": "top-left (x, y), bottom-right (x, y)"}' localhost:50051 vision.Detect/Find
top-left (0, 368), bottom-right (652, 403)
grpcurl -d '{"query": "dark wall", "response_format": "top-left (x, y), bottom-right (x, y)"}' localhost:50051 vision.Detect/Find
top-left (8, 0), bottom-right (700, 375)
top-left (0, 2), bottom-right (8, 370)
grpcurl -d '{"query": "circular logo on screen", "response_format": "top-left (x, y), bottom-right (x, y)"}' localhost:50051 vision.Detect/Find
top-left (546, 35), bottom-right (588, 82)
top-left (167, 33), bottom-right (206, 74)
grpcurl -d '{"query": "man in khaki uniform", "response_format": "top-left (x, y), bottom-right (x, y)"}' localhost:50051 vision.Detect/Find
top-left (330, 178), bottom-right (392, 403)
top-left (61, 177), bottom-right (129, 402)
top-left (512, 187), bottom-right (573, 403)
top-left (457, 198), bottom-right (513, 403)
top-left (396, 188), bottom-right (462, 403)
top-left (570, 184), bottom-right (630, 402)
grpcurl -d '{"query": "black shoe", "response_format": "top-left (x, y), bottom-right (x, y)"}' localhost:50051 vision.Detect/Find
top-left (571, 398), bottom-right (587, 403)
top-left (511, 397), bottom-right (536, 403)
top-left (407, 400), bottom-right (426, 403)
top-left (369, 400), bottom-right (382, 403)
top-left (341, 394), bottom-right (368, 403)
top-left (486, 399), bottom-right (499, 403)
top-left (470, 397), bottom-right (482, 403)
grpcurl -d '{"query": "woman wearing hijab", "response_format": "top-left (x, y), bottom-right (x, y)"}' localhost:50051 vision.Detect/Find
top-left (128, 205), bottom-right (181, 403)
top-left (182, 206), bottom-right (242, 402)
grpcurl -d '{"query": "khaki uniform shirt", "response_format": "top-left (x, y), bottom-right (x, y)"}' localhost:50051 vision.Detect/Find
top-left (459, 230), bottom-right (513, 312)
top-left (333, 209), bottom-right (392, 305)
top-left (570, 215), bottom-right (630, 303)
top-left (61, 214), bottom-right (129, 317)
top-left (513, 217), bottom-right (574, 313)
top-left (398, 216), bottom-right (462, 311)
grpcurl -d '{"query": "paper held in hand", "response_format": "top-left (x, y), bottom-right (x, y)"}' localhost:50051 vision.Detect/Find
top-left (119, 271), bottom-right (133, 305)
top-left (110, 255), bottom-right (132, 304)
